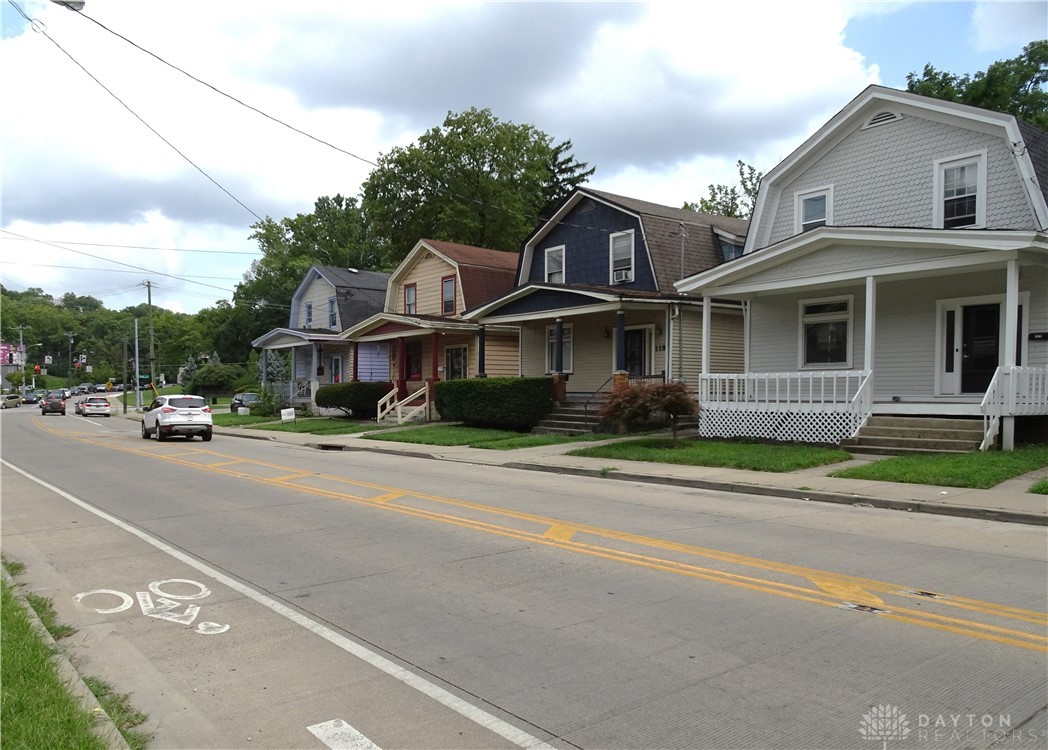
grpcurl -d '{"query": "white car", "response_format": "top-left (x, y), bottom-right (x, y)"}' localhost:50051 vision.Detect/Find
top-left (141, 395), bottom-right (213, 442)
top-left (79, 396), bottom-right (111, 417)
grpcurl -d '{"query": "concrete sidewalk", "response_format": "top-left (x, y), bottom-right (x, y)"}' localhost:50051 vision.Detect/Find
top-left (204, 419), bottom-right (1048, 527)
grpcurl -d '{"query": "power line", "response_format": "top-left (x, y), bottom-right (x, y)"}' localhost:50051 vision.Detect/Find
top-left (1, 236), bottom-right (262, 256)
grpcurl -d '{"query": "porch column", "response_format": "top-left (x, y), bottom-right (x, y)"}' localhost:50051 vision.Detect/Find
top-left (476, 325), bottom-right (487, 378)
top-left (260, 350), bottom-right (268, 386)
top-left (1002, 259), bottom-right (1020, 450)
top-left (429, 331), bottom-right (441, 421)
top-left (396, 337), bottom-right (407, 399)
top-left (614, 310), bottom-right (626, 372)
top-left (865, 276), bottom-right (877, 396)
top-left (352, 342), bottom-right (359, 382)
top-left (701, 296), bottom-right (711, 375)
top-left (552, 318), bottom-right (566, 402)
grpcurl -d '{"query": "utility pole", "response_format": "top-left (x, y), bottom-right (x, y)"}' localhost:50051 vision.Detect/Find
top-left (17, 325), bottom-right (26, 395)
top-left (67, 332), bottom-right (74, 387)
top-left (144, 281), bottom-right (156, 389)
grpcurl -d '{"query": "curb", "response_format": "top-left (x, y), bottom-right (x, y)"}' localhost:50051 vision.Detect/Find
top-left (1, 569), bottom-right (131, 750)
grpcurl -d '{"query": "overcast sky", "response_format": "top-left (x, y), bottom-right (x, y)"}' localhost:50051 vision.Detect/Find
top-left (1, 0), bottom-right (1044, 320)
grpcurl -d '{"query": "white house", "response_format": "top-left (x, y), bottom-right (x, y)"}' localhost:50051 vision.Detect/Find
top-left (675, 85), bottom-right (1048, 451)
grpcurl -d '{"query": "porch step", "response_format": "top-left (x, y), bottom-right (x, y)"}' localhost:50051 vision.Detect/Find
top-left (532, 400), bottom-right (603, 436)
top-left (841, 416), bottom-right (983, 454)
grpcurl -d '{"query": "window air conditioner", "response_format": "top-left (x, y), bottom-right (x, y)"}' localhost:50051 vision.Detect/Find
top-left (613, 269), bottom-right (632, 283)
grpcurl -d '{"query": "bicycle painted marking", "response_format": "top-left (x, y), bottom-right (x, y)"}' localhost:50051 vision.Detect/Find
top-left (74, 578), bottom-right (229, 634)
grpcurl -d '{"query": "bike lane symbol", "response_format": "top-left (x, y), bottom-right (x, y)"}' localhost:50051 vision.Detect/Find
top-left (74, 578), bottom-right (230, 635)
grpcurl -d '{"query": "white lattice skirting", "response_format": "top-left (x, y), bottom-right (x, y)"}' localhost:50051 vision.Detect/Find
top-left (699, 408), bottom-right (864, 445)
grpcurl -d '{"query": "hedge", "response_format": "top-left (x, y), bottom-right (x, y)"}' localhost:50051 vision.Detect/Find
top-left (435, 377), bottom-right (553, 430)
top-left (315, 381), bottom-right (393, 418)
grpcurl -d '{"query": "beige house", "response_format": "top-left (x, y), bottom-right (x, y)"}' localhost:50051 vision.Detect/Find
top-left (342, 239), bottom-right (520, 420)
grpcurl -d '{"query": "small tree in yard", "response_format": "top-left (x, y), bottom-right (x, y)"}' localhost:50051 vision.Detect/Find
top-left (649, 382), bottom-right (700, 446)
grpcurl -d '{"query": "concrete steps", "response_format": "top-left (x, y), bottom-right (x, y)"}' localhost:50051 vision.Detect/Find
top-left (841, 416), bottom-right (984, 454)
top-left (532, 400), bottom-right (603, 436)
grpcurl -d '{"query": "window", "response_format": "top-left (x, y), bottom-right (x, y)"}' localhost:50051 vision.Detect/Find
top-left (441, 276), bottom-right (456, 316)
top-left (545, 324), bottom-right (573, 373)
top-left (610, 231), bottom-right (634, 283)
top-left (796, 187), bottom-right (831, 233)
top-left (545, 246), bottom-right (564, 283)
top-left (404, 284), bottom-right (416, 315)
top-left (719, 238), bottom-right (744, 261)
top-left (934, 152), bottom-right (986, 228)
top-left (328, 298), bottom-right (337, 329)
top-left (304, 302), bottom-right (313, 327)
top-left (800, 296), bottom-right (852, 367)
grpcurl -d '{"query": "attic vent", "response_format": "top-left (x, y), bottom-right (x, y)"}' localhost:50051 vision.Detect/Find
top-left (863, 110), bottom-right (903, 129)
top-left (577, 199), bottom-right (596, 214)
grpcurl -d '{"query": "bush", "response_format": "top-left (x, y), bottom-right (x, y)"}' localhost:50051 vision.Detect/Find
top-left (435, 377), bottom-right (553, 430)
top-left (186, 363), bottom-right (244, 396)
top-left (315, 381), bottom-right (394, 418)
top-left (598, 382), bottom-right (699, 444)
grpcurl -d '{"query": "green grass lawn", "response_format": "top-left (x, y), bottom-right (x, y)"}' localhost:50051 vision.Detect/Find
top-left (829, 444), bottom-right (1048, 489)
top-left (252, 417), bottom-right (389, 435)
top-left (211, 413), bottom-right (281, 428)
top-left (362, 424), bottom-right (616, 449)
top-left (567, 438), bottom-right (853, 472)
top-left (1030, 480), bottom-right (1048, 495)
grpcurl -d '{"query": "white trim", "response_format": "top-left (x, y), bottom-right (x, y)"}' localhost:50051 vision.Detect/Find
top-left (798, 294), bottom-right (853, 369)
top-left (933, 150), bottom-right (987, 229)
top-left (934, 291), bottom-right (1031, 395)
top-left (794, 185), bottom-right (833, 234)
top-left (304, 302), bottom-right (314, 328)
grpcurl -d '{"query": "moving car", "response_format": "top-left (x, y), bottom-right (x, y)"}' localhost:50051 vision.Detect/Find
top-left (141, 395), bottom-right (213, 442)
top-left (1, 394), bottom-right (21, 409)
top-left (40, 393), bottom-right (66, 415)
top-left (229, 392), bottom-right (259, 413)
top-left (79, 396), bottom-right (111, 417)
top-left (21, 391), bottom-right (42, 404)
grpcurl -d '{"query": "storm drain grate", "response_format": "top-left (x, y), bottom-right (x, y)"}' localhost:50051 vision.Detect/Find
top-left (838, 602), bottom-right (890, 614)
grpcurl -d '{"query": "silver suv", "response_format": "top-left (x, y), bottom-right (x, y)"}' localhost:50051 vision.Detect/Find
top-left (141, 395), bottom-right (213, 442)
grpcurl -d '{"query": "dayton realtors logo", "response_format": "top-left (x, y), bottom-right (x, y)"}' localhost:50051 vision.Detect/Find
top-left (859, 704), bottom-right (911, 750)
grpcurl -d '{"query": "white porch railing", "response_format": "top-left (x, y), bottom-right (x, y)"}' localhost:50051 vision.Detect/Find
top-left (698, 370), bottom-right (873, 445)
top-left (979, 366), bottom-right (1048, 450)
top-left (377, 385), bottom-right (430, 425)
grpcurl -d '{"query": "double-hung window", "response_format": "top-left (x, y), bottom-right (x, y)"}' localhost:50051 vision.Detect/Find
top-left (799, 296), bottom-right (852, 368)
top-left (610, 231), bottom-right (634, 283)
top-left (441, 276), bottom-right (456, 316)
top-left (304, 302), bottom-right (313, 327)
top-left (404, 284), bottom-right (416, 315)
top-left (545, 323), bottom-right (573, 373)
top-left (796, 187), bottom-right (832, 233)
top-left (327, 298), bottom-right (337, 329)
top-left (545, 246), bottom-right (564, 283)
top-left (935, 152), bottom-right (985, 228)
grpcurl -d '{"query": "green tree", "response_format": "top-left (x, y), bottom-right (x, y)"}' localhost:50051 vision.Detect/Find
top-left (906, 40), bottom-right (1048, 129)
top-left (684, 160), bottom-right (763, 219)
top-left (361, 108), bottom-right (594, 265)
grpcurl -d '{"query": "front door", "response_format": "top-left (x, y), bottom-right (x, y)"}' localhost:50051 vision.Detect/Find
top-left (445, 345), bottom-right (467, 380)
top-left (940, 300), bottom-right (1001, 395)
top-left (624, 329), bottom-right (646, 376)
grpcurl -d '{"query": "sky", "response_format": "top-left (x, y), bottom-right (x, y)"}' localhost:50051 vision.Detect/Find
top-left (1, 0), bottom-right (1044, 321)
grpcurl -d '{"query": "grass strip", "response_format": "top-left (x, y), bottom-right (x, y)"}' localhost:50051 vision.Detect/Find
top-left (568, 438), bottom-right (852, 472)
top-left (472, 433), bottom-right (615, 450)
top-left (363, 424), bottom-right (524, 445)
top-left (252, 418), bottom-right (388, 434)
top-left (829, 444), bottom-right (1048, 488)
top-left (1030, 480), bottom-right (1048, 495)
top-left (82, 677), bottom-right (153, 750)
top-left (1, 578), bottom-right (110, 750)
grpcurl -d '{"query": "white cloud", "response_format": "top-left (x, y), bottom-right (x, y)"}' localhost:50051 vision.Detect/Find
top-left (971, 0), bottom-right (1046, 53)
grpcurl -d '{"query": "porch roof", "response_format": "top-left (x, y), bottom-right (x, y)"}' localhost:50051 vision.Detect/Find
top-left (674, 227), bottom-right (1048, 298)
top-left (464, 283), bottom-right (701, 324)
top-left (251, 327), bottom-right (344, 349)
top-left (340, 312), bottom-right (481, 343)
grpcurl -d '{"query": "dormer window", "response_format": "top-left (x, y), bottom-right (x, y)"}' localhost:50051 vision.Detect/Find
top-left (934, 152), bottom-right (986, 229)
top-left (795, 186), bottom-right (832, 233)
top-left (610, 231), bottom-right (634, 284)
top-left (545, 246), bottom-right (564, 283)
top-left (304, 302), bottom-right (313, 327)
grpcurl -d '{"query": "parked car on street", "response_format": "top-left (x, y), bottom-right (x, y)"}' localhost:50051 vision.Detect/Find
top-left (79, 396), bottom-right (111, 417)
top-left (141, 395), bottom-right (213, 442)
top-left (1, 394), bottom-right (21, 409)
top-left (230, 392), bottom-right (260, 413)
top-left (40, 393), bottom-right (66, 415)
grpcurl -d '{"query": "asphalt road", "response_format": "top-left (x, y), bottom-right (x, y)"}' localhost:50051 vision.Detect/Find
top-left (2, 406), bottom-right (1046, 750)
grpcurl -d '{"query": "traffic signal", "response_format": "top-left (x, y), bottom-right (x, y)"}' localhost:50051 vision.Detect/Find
top-left (75, 362), bottom-right (81, 371)
top-left (34, 365), bottom-right (41, 375)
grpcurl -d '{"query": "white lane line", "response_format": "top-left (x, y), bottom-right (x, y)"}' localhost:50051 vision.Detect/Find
top-left (308, 719), bottom-right (381, 750)
top-left (2, 459), bottom-right (556, 750)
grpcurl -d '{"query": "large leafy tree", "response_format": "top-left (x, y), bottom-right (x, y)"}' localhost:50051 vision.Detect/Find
top-left (684, 160), bottom-right (763, 219)
top-left (906, 40), bottom-right (1048, 129)
top-left (361, 108), bottom-right (594, 265)
top-left (235, 194), bottom-right (378, 336)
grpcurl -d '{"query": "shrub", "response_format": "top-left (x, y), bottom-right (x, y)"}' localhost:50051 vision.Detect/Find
top-left (435, 377), bottom-right (553, 430)
top-left (315, 381), bottom-right (394, 418)
top-left (186, 363), bottom-right (244, 396)
top-left (598, 382), bottom-right (699, 444)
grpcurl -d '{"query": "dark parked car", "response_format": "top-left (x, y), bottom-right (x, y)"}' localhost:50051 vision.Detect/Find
top-left (40, 393), bottom-right (66, 415)
top-left (230, 392), bottom-right (260, 413)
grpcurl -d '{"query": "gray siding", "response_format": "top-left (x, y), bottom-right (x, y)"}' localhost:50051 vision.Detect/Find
top-left (751, 244), bottom-right (973, 285)
top-left (761, 114), bottom-right (1037, 248)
